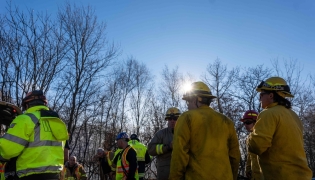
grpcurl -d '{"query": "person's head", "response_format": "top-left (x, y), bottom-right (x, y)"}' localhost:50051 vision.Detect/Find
top-left (240, 110), bottom-right (259, 132)
top-left (256, 77), bottom-right (293, 109)
top-left (165, 107), bottom-right (181, 129)
top-left (182, 81), bottom-right (216, 110)
top-left (97, 148), bottom-right (105, 157)
top-left (130, 134), bottom-right (140, 142)
top-left (116, 132), bottom-right (129, 149)
top-left (22, 90), bottom-right (47, 111)
top-left (69, 156), bottom-right (77, 167)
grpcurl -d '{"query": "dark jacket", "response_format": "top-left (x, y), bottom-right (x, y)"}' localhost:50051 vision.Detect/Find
top-left (148, 127), bottom-right (173, 180)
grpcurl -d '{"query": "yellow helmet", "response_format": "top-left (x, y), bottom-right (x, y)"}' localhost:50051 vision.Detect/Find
top-left (165, 107), bottom-right (181, 120)
top-left (182, 81), bottom-right (216, 101)
top-left (256, 77), bottom-right (294, 98)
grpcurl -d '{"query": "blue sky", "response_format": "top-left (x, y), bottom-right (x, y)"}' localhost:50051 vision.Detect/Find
top-left (1, 0), bottom-right (314, 80)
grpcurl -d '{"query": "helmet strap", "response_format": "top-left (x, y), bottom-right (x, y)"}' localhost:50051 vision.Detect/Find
top-left (195, 97), bottom-right (199, 108)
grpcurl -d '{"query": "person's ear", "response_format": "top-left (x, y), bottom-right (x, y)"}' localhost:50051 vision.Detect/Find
top-left (269, 93), bottom-right (274, 99)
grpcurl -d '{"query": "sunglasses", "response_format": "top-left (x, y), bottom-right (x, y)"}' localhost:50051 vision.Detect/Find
top-left (167, 117), bottom-right (178, 121)
top-left (243, 121), bottom-right (255, 125)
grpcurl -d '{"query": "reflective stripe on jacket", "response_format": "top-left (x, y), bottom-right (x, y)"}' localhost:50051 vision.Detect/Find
top-left (169, 105), bottom-right (241, 180)
top-left (106, 152), bottom-right (112, 166)
top-left (60, 162), bottom-right (87, 180)
top-left (248, 103), bottom-right (312, 180)
top-left (111, 149), bottom-right (122, 172)
top-left (116, 146), bottom-right (139, 180)
top-left (0, 105), bottom-right (68, 178)
top-left (148, 127), bottom-right (173, 180)
top-left (128, 140), bottom-right (147, 161)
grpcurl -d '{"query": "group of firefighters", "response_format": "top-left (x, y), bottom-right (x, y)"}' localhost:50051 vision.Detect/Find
top-left (0, 76), bottom-right (313, 180)
top-left (95, 133), bottom-right (151, 180)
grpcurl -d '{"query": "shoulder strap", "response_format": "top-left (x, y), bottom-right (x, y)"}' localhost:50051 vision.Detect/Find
top-left (121, 162), bottom-right (128, 177)
top-left (25, 113), bottom-right (39, 126)
top-left (119, 147), bottom-right (130, 177)
top-left (25, 113), bottom-right (40, 144)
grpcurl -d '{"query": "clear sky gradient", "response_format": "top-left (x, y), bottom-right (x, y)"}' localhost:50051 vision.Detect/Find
top-left (1, 0), bottom-right (314, 79)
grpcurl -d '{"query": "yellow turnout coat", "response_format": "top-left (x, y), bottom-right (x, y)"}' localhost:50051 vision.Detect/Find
top-left (248, 103), bottom-right (312, 180)
top-left (169, 105), bottom-right (240, 180)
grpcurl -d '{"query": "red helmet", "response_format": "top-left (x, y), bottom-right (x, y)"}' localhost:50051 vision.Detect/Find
top-left (240, 110), bottom-right (258, 122)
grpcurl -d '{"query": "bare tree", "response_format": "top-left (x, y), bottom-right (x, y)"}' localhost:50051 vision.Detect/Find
top-left (128, 58), bottom-right (153, 135)
top-left (300, 74), bottom-right (315, 174)
top-left (99, 73), bottom-right (123, 150)
top-left (271, 58), bottom-right (308, 109)
top-left (235, 65), bottom-right (273, 111)
top-left (230, 64), bottom-right (272, 176)
top-left (113, 58), bottom-right (141, 132)
top-left (202, 58), bottom-right (240, 114)
top-left (0, 3), bottom-right (67, 105)
top-left (159, 65), bottom-right (186, 109)
top-left (54, 2), bottom-right (118, 145)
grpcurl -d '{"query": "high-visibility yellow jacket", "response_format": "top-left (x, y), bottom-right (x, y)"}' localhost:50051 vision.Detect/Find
top-left (169, 105), bottom-right (240, 180)
top-left (129, 140), bottom-right (151, 178)
top-left (128, 140), bottom-right (147, 162)
top-left (0, 105), bottom-right (68, 178)
top-left (248, 103), bottom-right (312, 180)
top-left (60, 162), bottom-right (87, 180)
top-left (111, 149), bottom-right (122, 172)
top-left (106, 151), bottom-right (114, 167)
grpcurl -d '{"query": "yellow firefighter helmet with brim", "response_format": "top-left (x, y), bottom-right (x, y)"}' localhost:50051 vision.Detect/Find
top-left (165, 107), bottom-right (181, 120)
top-left (256, 77), bottom-right (294, 98)
top-left (182, 81), bottom-right (217, 101)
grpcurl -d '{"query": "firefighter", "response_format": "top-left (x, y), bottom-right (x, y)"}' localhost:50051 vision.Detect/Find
top-left (96, 148), bottom-right (114, 180)
top-left (61, 156), bottom-right (87, 180)
top-left (240, 110), bottom-right (264, 180)
top-left (169, 81), bottom-right (240, 180)
top-left (110, 148), bottom-right (122, 179)
top-left (248, 77), bottom-right (312, 179)
top-left (147, 107), bottom-right (181, 180)
top-left (0, 101), bottom-right (22, 180)
top-left (128, 134), bottom-right (151, 180)
top-left (0, 90), bottom-right (68, 180)
top-left (113, 132), bottom-right (138, 180)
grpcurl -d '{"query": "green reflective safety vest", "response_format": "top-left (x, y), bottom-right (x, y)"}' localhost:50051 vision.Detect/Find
top-left (106, 151), bottom-right (112, 166)
top-left (128, 140), bottom-right (147, 161)
top-left (112, 149), bottom-right (123, 171)
top-left (0, 105), bottom-right (68, 178)
top-left (116, 146), bottom-right (139, 180)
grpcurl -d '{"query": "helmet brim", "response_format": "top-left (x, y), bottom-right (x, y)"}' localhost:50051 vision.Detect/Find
top-left (240, 118), bottom-right (257, 122)
top-left (256, 81), bottom-right (294, 98)
top-left (182, 94), bottom-right (217, 100)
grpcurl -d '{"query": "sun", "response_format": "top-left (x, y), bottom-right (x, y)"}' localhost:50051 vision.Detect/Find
top-left (182, 83), bottom-right (192, 94)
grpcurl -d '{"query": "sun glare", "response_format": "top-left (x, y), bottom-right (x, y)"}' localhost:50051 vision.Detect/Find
top-left (183, 83), bottom-right (192, 93)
